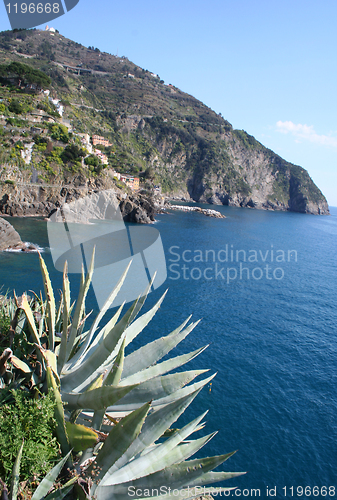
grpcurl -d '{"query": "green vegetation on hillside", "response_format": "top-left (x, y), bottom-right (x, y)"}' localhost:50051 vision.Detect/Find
top-left (0, 61), bottom-right (51, 89)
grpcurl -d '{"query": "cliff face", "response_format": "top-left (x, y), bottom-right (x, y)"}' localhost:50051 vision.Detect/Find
top-left (0, 216), bottom-right (22, 250)
top-left (0, 29), bottom-right (329, 216)
top-left (194, 146), bottom-right (329, 215)
top-left (141, 125), bottom-right (329, 214)
top-left (0, 177), bottom-right (156, 223)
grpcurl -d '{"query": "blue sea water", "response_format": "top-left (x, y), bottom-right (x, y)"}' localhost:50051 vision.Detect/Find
top-left (1, 205), bottom-right (337, 499)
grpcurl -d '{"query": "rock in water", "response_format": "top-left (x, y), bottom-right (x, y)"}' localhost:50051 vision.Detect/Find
top-left (0, 217), bottom-right (22, 251)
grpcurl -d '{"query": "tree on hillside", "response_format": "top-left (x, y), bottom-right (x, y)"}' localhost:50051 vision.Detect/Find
top-left (61, 144), bottom-right (85, 163)
top-left (0, 62), bottom-right (51, 90)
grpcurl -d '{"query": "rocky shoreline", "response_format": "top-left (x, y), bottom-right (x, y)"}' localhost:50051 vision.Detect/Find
top-left (166, 204), bottom-right (226, 218)
top-left (0, 217), bottom-right (39, 252)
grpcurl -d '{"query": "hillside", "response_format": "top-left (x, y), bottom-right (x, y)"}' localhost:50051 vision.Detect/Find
top-left (0, 28), bottom-right (329, 215)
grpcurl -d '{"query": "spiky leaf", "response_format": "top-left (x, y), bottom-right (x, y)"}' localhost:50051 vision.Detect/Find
top-left (31, 451), bottom-right (72, 500)
top-left (9, 439), bottom-right (24, 500)
top-left (65, 422), bottom-right (98, 452)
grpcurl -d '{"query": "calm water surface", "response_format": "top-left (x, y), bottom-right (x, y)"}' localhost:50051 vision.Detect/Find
top-left (1, 205), bottom-right (336, 498)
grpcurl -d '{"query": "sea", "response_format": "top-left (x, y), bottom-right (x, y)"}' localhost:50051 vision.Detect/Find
top-left (1, 204), bottom-right (336, 499)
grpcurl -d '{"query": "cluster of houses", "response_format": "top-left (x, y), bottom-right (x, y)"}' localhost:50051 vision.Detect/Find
top-left (114, 172), bottom-right (140, 190)
top-left (77, 133), bottom-right (140, 190)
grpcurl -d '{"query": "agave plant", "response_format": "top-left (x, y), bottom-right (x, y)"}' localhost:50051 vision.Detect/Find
top-left (18, 251), bottom-right (215, 420)
top-left (6, 252), bottom-right (245, 498)
top-left (0, 444), bottom-right (76, 500)
top-left (45, 366), bottom-right (244, 500)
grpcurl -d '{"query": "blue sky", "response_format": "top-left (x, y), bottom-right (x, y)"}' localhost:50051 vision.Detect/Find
top-left (1, 0), bottom-right (336, 205)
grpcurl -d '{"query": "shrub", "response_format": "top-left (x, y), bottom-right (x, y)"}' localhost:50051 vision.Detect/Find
top-left (0, 310), bottom-right (11, 343)
top-left (0, 389), bottom-right (59, 484)
top-left (0, 61), bottom-right (51, 89)
top-left (84, 153), bottom-right (100, 167)
top-left (33, 134), bottom-right (48, 145)
top-left (61, 144), bottom-right (85, 163)
top-left (37, 100), bottom-right (60, 118)
top-left (50, 124), bottom-right (69, 143)
top-left (8, 99), bottom-right (30, 115)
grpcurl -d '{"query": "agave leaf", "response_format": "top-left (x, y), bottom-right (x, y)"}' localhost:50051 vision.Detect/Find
top-left (61, 299), bottom-right (139, 392)
top-left (31, 451), bottom-right (72, 500)
top-left (127, 271), bottom-right (157, 325)
top-left (43, 477), bottom-right (78, 500)
top-left (39, 347), bottom-right (60, 384)
top-left (101, 411), bottom-right (209, 486)
top-left (112, 370), bottom-right (208, 408)
top-left (10, 355), bottom-right (31, 374)
top-left (63, 302), bottom-right (124, 376)
top-left (62, 383), bottom-right (138, 411)
top-left (67, 291), bottom-right (167, 393)
top-left (39, 253), bottom-right (56, 351)
top-left (19, 293), bottom-right (41, 347)
top-left (88, 372), bottom-right (104, 390)
top-left (76, 261), bottom-right (131, 363)
top-left (122, 317), bottom-right (195, 378)
top-left (123, 290), bottom-right (167, 348)
top-left (46, 367), bottom-right (71, 460)
top-left (65, 422), bottom-right (98, 452)
top-left (104, 336), bottom-right (126, 387)
top-left (88, 402), bottom-right (151, 488)
top-left (102, 304), bottom-right (124, 338)
top-left (69, 373), bottom-right (104, 424)
top-left (9, 439), bottom-right (24, 500)
top-left (120, 346), bottom-right (208, 387)
top-left (109, 372), bottom-right (215, 415)
top-left (57, 261), bottom-right (71, 374)
top-left (183, 470), bottom-right (246, 489)
top-left (66, 248), bottom-right (95, 360)
top-left (92, 337), bottom-right (126, 430)
top-left (69, 372), bottom-right (104, 423)
top-left (168, 433), bottom-right (217, 465)
top-left (150, 372), bottom-right (216, 409)
top-left (100, 452), bottom-right (237, 495)
top-left (105, 389), bottom-right (203, 476)
top-left (55, 293), bottom-right (63, 330)
top-left (38, 300), bottom-right (47, 340)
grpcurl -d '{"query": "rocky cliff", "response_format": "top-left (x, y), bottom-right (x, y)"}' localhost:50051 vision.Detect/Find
top-left (0, 29), bottom-right (329, 216)
top-left (0, 176), bottom-right (156, 223)
top-left (0, 216), bottom-right (22, 250)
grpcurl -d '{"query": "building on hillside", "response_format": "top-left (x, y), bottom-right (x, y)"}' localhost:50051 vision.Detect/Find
top-left (77, 133), bottom-right (92, 152)
top-left (120, 174), bottom-right (140, 191)
top-left (45, 26), bottom-right (56, 33)
top-left (94, 148), bottom-right (108, 165)
top-left (29, 110), bottom-right (55, 123)
top-left (92, 135), bottom-right (112, 147)
top-left (111, 171), bottom-right (121, 180)
top-left (77, 133), bottom-right (90, 144)
top-left (49, 97), bottom-right (64, 117)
